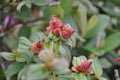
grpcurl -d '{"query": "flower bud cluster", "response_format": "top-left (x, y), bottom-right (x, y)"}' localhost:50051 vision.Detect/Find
top-left (72, 61), bottom-right (92, 74)
top-left (47, 15), bottom-right (75, 39)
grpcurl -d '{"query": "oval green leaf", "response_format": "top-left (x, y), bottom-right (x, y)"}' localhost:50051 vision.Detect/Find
top-left (86, 14), bottom-right (110, 38)
top-left (31, 0), bottom-right (50, 6)
top-left (26, 64), bottom-right (49, 80)
top-left (5, 62), bottom-right (23, 77)
top-left (90, 58), bottom-right (103, 78)
top-left (75, 73), bottom-right (87, 80)
top-left (0, 52), bottom-right (15, 61)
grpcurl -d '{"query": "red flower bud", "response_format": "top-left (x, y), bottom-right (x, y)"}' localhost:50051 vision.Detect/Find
top-left (65, 28), bottom-right (75, 37)
top-left (62, 30), bottom-right (70, 39)
top-left (31, 41), bottom-right (43, 55)
top-left (72, 61), bottom-right (92, 74)
top-left (47, 26), bottom-right (52, 33)
top-left (116, 58), bottom-right (120, 62)
top-left (62, 27), bottom-right (75, 39)
top-left (50, 15), bottom-right (62, 28)
top-left (53, 28), bottom-right (61, 36)
top-left (46, 15), bottom-right (75, 39)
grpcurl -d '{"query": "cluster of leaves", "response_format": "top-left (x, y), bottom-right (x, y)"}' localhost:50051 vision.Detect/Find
top-left (0, 32), bottom-right (103, 80)
top-left (0, 0), bottom-right (120, 80)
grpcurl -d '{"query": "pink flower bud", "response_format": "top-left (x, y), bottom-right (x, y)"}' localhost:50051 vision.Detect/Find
top-left (62, 27), bottom-right (75, 39)
top-left (65, 28), bottom-right (75, 37)
top-left (116, 58), bottom-right (120, 62)
top-left (31, 41), bottom-right (43, 55)
top-left (62, 30), bottom-right (70, 39)
top-left (53, 28), bottom-right (61, 36)
top-left (47, 26), bottom-right (52, 33)
top-left (46, 15), bottom-right (75, 39)
top-left (49, 15), bottom-right (63, 29)
top-left (50, 15), bottom-right (61, 27)
top-left (72, 61), bottom-right (92, 74)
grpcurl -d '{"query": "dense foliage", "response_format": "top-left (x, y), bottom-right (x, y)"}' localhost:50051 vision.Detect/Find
top-left (0, 0), bottom-right (120, 80)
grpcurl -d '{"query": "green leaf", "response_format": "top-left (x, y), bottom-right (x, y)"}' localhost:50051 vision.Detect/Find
top-left (57, 77), bottom-right (73, 80)
top-left (55, 40), bottom-right (60, 55)
top-left (43, 6), bottom-right (52, 21)
top-left (30, 32), bottom-right (46, 42)
top-left (26, 64), bottom-right (49, 80)
top-left (72, 56), bottom-right (87, 66)
top-left (24, 0), bottom-right (32, 8)
top-left (83, 46), bottom-right (104, 56)
top-left (17, 44), bottom-right (33, 56)
top-left (75, 73), bottom-right (87, 80)
top-left (63, 14), bottom-right (79, 33)
top-left (3, 35), bottom-right (18, 50)
top-left (66, 38), bottom-right (74, 48)
top-left (18, 27), bottom-right (31, 38)
top-left (0, 52), bottom-right (15, 61)
top-left (59, 45), bottom-right (71, 62)
top-left (18, 37), bottom-right (31, 47)
top-left (99, 32), bottom-right (120, 53)
top-left (99, 58), bottom-right (112, 68)
top-left (60, 0), bottom-right (73, 15)
top-left (57, 74), bottom-right (74, 80)
top-left (79, 0), bottom-right (98, 14)
top-left (17, 37), bottom-right (31, 54)
top-left (18, 36), bottom-right (31, 47)
top-left (5, 62), bottom-right (23, 77)
top-left (17, 37), bottom-right (33, 57)
top-left (53, 58), bottom-right (70, 75)
top-left (31, 0), bottom-right (50, 6)
top-left (50, 5), bottom-right (64, 19)
top-left (99, 77), bottom-right (108, 80)
top-left (86, 15), bottom-right (110, 38)
top-left (14, 6), bottom-right (32, 20)
top-left (87, 15), bottom-right (98, 31)
top-left (16, 54), bottom-right (29, 62)
top-left (63, 14), bottom-right (86, 43)
top-left (0, 69), bottom-right (4, 80)
top-left (34, 55), bottom-right (42, 63)
top-left (18, 65), bottom-right (29, 80)
top-left (90, 58), bottom-right (103, 78)
top-left (17, 1), bottom-right (31, 12)
top-left (44, 41), bottom-right (52, 49)
top-left (74, 3), bottom-right (87, 37)
top-left (17, 1), bottom-right (25, 12)
top-left (75, 33), bottom-right (85, 42)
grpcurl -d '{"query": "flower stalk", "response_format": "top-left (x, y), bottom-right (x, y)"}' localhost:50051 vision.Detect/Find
top-left (52, 72), bottom-right (56, 80)
top-left (55, 40), bottom-right (60, 56)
